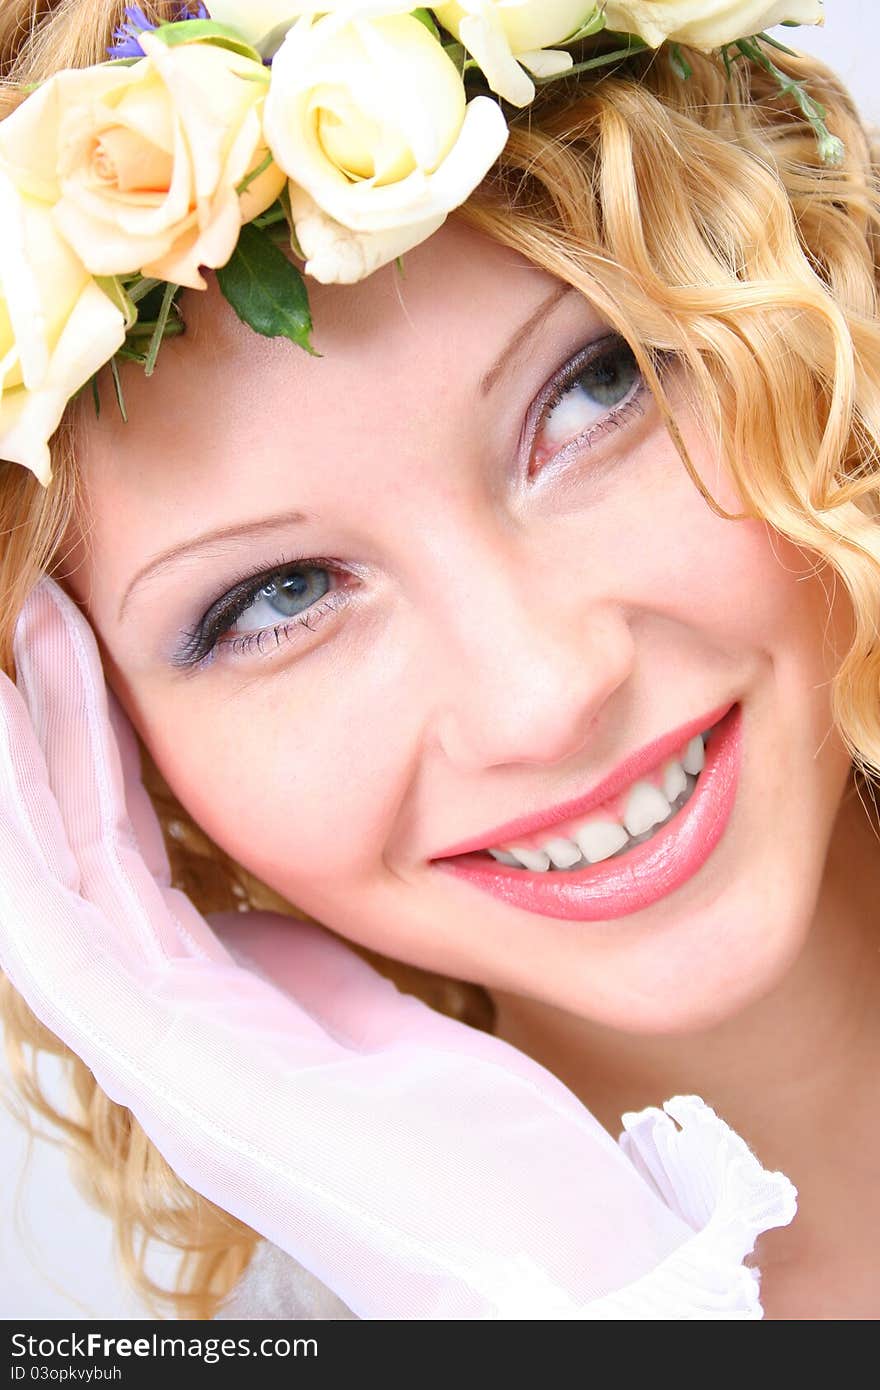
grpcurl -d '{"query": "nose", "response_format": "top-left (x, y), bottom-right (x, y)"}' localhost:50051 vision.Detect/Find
top-left (431, 539), bottom-right (636, 771)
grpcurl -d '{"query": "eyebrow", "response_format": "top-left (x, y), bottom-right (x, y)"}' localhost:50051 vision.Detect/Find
top-left (118, 507), bottom-right (313, 621)
top-left (479, 282), bottom-right (576, 396)
top-left (119, 285), bottom-right (577, 623)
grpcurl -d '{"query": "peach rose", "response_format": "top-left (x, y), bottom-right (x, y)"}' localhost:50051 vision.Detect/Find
top-left (0, 31), bottom-right (285, 290)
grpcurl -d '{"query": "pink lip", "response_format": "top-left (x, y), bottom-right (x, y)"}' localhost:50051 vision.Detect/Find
top-left (431, 701), bottom-right (742, 922)
top-left (431, 699), bottom-right (736, 859)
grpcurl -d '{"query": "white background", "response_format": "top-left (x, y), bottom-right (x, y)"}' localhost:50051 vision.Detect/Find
top-left (2, 0), bottom-right (878, 1321)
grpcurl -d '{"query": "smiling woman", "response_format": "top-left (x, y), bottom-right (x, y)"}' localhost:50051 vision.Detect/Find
top-left (1, 0), bottom-right (880, 1323)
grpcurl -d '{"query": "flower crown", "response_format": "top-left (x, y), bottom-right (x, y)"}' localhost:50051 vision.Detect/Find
top-left (0, 1), bottom-right (835, 487)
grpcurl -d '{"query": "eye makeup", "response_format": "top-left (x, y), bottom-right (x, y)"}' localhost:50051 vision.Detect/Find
top-left (169, 329), bottom-right (663, 673)
top-left (171, 552), bottom-right (355, 672)
top-left (526, 332), bottom-right (655, 477)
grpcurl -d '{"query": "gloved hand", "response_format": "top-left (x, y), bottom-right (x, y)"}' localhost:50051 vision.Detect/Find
top-left (0, 578), bottom-right (778, 1319)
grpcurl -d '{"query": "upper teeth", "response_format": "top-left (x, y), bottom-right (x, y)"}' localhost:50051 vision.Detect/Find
top-left (487, 729), bottom-right (710, 871)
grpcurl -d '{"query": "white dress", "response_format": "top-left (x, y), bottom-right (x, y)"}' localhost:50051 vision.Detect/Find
top-left (214, 1094), bottom-right (797, 1320)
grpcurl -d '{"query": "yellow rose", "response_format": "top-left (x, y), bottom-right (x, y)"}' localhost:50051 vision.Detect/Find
top-left (433, 1), bottom-right (597, 106)
top-left (263, 10), bottom-right (508, 284)
top-left (0, 33), bottom-right (285, 290)
top-left (0, 171), bottom-right (126, 486)
top-left (601, 1), bottom-right (824, 51)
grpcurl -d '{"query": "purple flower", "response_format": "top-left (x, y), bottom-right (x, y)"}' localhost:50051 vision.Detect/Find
top-left (107, 5), bottom-right (155, 58)
top-left (107, 2), bottom-right (209, 59)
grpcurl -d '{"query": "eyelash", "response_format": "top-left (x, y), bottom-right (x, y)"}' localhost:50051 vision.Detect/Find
top-left (175, 334), bottom-right (653, 671)
top-left (530, 333), bottom-right (650, 473)
top-left (173, 553), bottom-right (353, 672)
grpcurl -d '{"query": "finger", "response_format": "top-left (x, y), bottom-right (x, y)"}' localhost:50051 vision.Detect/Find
top-left (209, 909), bottom-right (413, 1046)
top-left (0, 664), bottom-right (81, 895)
top-left (106, 687), bottom-right (233, 962)
top-left (14, 578), bottom-right (228, 963)
top-left (106, 687), bottom-right (172, 886)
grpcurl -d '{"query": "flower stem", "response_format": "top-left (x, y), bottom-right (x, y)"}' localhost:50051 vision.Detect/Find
top-left (109, 356), bottom-right (128, 423)
top-left (144, 280), bottom-right (179, 378)
top-left (534, 37), bottom-right (648, 82)
top-left (735, 35), bottom-right (844, 165)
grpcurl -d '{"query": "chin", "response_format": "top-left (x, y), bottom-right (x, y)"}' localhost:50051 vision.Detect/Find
top-left (536, 910), bottom-right (812, 1038)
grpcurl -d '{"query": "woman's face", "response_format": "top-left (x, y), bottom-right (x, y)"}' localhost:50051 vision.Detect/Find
top-left (64, 218), bottom-right (855, 1034)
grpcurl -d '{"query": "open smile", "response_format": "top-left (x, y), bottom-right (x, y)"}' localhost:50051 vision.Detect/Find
top-left (431, 702), bottom-right (743, 922)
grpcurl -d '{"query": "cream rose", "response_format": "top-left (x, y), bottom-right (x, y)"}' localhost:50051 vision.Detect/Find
top-left (0, 171), bottom-right (126, 486)
top-left (204, 1), bottom-right (301, 48)
top-left (601, 1), bottom-right (824, 51)
top-left (0, 32), bottom-right (285, 290)
top-left (433, 1), bottom-right (599, 106)
top-left (263, 8), bottom-right (509, 285)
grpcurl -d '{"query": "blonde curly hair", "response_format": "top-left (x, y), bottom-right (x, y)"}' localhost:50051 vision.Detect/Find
top-left (1, 0), bottom-right (879, 1319)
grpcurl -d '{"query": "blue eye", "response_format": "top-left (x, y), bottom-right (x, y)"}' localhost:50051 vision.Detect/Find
top-left (233, 568), bottom-right (332, 633)
top-left (533, 335), bottom-right (646, 469)
top-left (174, 557), bottom-right (351, 669)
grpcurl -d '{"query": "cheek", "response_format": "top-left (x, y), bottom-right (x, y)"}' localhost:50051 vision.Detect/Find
top-left (639, 438), bottom-right (846, 685)
top-left (125, 654), bottom-right (418, 907)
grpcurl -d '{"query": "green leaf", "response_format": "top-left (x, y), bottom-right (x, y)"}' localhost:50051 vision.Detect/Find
top-left (440, 39), bottom-right (480, 75)
top-left (277, 183), bottom-right (307, 261)
top-left (669, 43), bottom-right (692, 81)
top-left (124, 272), bottom-right (161, 303)
top-left (215, 223), bottom-right (317, 356)
top-left (229, 66), bottom-right (271, 84)
top-left (411, 9), bottom-right (440, 40)
top-left (125, 318), bottom-right (185, 341)
top-left (151, 19), bottom-right (262, 63)
top-left (286, 220), bottom-right (306, 262)
top-left (115, 345), bottom-right (150, 365)
top-left (263, 220), bottom-right (292, 250)
top-left (95, 275), bottom-right (138, 329)
top-left (109, 356), bottom-right (128, 423)
top-left (755, 29), bottom-right (799, 57)
top-left (71, 370), bottom-right (102, 412)
top-left (251, 199), bottom-right (288, 230)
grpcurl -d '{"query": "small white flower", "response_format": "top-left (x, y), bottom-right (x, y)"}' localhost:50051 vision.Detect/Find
top-left (263, 9), bottom-right (509, 284)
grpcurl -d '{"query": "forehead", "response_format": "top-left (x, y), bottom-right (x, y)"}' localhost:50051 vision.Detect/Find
top-left (73, 218), bottom-right (565, 543)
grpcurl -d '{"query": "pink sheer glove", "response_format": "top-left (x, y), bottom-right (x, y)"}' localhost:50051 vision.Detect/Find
top-left (0, 579), bottom-right (793, 1319)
